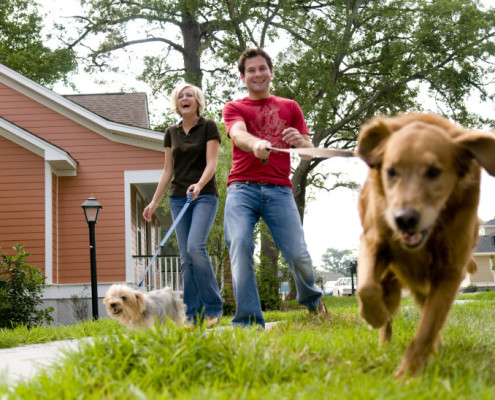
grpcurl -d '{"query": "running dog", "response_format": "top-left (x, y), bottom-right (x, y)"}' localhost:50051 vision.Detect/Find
top-left (355, 113), bottom-right (495, 377)
top-left (103, 284), bottom-right (186, 329)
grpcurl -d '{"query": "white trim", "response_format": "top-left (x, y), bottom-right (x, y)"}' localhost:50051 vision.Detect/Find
top-left (45, 163), bottom-right (53, 284)
top-left (43, 283), bottom-right (120, 300)
top-left (124, 170), bottom-right (162, 283)
top-left (0, 63), bottom-right (164, 151)
top-left (0, 118), bottom-right (78, 175)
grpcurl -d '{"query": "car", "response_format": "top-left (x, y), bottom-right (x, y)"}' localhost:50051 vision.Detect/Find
top-left (324, 280), bottom-right (336, 296)
top-left (332, 277), bottom-right (357, 297)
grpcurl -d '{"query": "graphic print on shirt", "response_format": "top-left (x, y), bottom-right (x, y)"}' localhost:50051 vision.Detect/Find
top-left (246, 102), bottom-right (287, 148)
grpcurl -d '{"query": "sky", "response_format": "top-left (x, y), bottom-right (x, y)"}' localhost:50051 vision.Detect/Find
top-left (41, 1), bottom-right (495, 267)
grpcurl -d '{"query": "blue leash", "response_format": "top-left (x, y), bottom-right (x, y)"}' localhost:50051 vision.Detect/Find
top-left (135, 193), bottom-right (193, 290)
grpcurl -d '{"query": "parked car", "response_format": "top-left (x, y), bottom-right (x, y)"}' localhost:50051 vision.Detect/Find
top-left (333, 277), bottom-right (357, 297)
top-left (324, 281), bottom-right (336, 296)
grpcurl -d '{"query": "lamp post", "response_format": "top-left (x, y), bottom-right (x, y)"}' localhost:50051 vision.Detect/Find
top-left (81, 197), bottom-right (102, 320)
top-left (349, 261), bottom-right (357, 296)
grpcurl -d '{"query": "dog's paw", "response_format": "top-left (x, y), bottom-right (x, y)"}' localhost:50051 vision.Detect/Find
top-left (395, 339), bottom-right (429, 378)
top-left (357, 285), bottom-right (390, 328)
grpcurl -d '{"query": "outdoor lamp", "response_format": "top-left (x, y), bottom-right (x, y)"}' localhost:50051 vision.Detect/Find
top-left (81, 197), bottom-right (102, 223)
top-left (81, 196), bottom-right (102, 320)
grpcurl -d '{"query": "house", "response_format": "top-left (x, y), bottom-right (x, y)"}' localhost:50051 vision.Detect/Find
top-left (469, 219), bottom-right (495, 290)
top-left (0, 62), bottom-right (178, 324)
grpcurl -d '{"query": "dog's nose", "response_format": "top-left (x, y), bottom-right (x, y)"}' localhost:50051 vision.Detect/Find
top-left (394, 208), bottom-right (420, 231)
top-left (110, 303), bottom-right (116, 308)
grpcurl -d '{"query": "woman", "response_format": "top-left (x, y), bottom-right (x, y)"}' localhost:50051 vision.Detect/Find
top-left (143, 83), bottom-right (223, 328)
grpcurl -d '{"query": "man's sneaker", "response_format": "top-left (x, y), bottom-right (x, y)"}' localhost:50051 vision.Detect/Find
top-left (312, 300), bottom-right (328, 316)
top-left (184, 321), bottom-right (195, 329)
top-left (205, 316), bottom-right (221, 328)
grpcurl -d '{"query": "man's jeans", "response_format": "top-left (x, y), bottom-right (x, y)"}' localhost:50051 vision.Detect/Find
top-left (224, 182), bottom-right (322, 328)
top-left (170, 194), bottom-right (223, 323)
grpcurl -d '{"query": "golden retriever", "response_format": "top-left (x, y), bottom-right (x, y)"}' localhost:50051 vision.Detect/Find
top-left (355, 113), bottom-right (495, 377)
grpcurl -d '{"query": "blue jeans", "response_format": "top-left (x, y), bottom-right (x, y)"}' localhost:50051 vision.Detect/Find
top-left (170, 194), bottom-right (223, 323)
top-left (224, 183), bottom-right (322, 328)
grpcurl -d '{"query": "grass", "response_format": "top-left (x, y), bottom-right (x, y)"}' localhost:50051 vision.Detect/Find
top-left (1, 293), bottom-right (494, 399)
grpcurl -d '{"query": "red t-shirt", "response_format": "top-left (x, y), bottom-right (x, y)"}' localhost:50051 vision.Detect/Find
top-left (222, 95), bottom-right (309, 187)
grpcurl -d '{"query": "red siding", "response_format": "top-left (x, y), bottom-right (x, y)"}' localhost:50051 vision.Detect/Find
top-left (0, 83), bottom-right (163, 284)
top-left (0, 136), bottom-right (45, 272)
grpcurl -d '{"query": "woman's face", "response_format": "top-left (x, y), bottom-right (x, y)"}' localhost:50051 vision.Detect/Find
top-left (177, 87), bottom-right (198, 117)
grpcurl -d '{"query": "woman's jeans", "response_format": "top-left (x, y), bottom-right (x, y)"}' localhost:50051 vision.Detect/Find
top-left (224, 183), bottom-right (322, 328)
top-left (170, 194), bottom-right (223, 323)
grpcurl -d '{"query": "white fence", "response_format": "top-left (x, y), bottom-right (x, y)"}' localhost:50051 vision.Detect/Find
top-left (132, 255), bottom-right (223, 294)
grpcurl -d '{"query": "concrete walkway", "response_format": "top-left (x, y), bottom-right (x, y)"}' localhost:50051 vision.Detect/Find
top-left (0, 338), bottom-right (93, 386)
top-left (0, 322), bottom-right (279, 387)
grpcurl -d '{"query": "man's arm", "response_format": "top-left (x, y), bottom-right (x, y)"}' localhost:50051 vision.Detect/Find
top-left (229, 120), bottom-right (271, 161)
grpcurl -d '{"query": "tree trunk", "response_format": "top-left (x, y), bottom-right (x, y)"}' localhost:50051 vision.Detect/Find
top-left (180, 10), bottom-right (203, 86)
top-left (257, 222), bottom-right (281, 310)
top-left (291, 159), bottom-right (313, 223)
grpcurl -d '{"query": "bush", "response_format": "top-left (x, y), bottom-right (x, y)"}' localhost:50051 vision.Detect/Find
top-left (0, 244), bottom-right (53, 328)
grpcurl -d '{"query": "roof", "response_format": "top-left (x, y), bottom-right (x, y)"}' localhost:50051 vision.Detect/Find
top-left (482, 219), bottom-right (495, 227)
top-left (474, 232), bottom-right (495, 254)
top-left (64, 93), bottom-right (150, 129)
top-left (0, 116), bottom-right (77, 176)
top-left (318, 272), bottom-right (346, 281)
top-left (0, 62), bottom-right (163, 151)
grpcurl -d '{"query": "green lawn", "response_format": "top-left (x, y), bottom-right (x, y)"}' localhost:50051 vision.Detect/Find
top-left (1, 293), bottom-right (494, 399)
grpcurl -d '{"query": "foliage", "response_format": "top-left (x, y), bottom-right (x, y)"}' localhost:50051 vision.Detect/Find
top-left (276, 0), bottom-right (495, 212)
top-left (320, 247), bottom-right (357, 276)
top-left (1, 294), bottom-right (495, 398)
top-left (256, 222), bottom-right (282, 310)
top-left (0, 244), bottom-right (53, 329)
top-left (0, 0), bottom-right (77, 86)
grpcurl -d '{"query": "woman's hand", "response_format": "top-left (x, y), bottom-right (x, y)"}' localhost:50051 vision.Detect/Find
top-left (142, 201), bottom-right (158, 222)
top-left (187, 183), bottom-right (203, 201)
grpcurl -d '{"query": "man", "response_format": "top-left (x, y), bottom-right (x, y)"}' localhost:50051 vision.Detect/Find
top-left (222, 47), bottom-right (327, 329)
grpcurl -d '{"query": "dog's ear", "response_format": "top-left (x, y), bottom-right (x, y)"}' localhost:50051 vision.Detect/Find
top-left (357, 117), bottom-right (393, 167)
top-left (455, 130), bottom-right (495, 176)
top-left (135, 292), bottom-right (147, 313)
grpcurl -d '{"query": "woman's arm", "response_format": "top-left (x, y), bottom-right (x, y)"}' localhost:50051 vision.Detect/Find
top-left (142, 147), bottom-right (173, 222)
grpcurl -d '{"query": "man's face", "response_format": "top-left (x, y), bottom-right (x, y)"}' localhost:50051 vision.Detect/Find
top-left (241, 55), bottom-right (273, 98)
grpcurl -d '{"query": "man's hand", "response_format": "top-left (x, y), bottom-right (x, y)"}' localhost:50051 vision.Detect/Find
top-left (252, 139), bottom-right (272, 162)
top-left (282, 127), bottom-right (306, 148)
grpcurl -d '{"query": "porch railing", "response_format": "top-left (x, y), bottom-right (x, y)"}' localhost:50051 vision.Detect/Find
top-left (132, 255), bottom-right (223, 294)
top-left (132, 255), bottom-right (182, 293)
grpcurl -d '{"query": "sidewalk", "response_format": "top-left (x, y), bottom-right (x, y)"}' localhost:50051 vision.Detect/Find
top-left (0, 322), bottom-right (279, 386)
top-left (0, 338), bottom-right (93, 386)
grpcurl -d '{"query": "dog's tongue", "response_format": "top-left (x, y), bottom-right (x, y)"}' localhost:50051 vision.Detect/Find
top-left (403, 231), bottom-right (422, 246)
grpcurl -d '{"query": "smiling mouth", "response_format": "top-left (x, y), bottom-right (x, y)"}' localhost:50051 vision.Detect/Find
top-left (112, 309), bottom-right (122, 315)
top-left (400, 227), bottom-right (431, 249)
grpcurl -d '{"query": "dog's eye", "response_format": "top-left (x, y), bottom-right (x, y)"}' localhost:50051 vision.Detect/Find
top-left (426, 166), bottom-right (441, 179)
top-left (121, 296), bottom-right (127, 301)
top-left (386, 168), bottom-right (397, 178)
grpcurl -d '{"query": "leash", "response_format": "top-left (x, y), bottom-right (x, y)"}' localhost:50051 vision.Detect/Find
top-left (135, 192), bottom-right (193, 290)
top-left (267, 146), bottom-right (355, 159)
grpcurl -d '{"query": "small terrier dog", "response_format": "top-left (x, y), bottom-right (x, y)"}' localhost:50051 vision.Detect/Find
top-left (103, 284), bottom-right (186, 329)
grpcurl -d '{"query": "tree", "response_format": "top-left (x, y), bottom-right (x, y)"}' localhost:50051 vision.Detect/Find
top-left (271, 0), bottom-right (495, 215)
top-left (0, 0), bottom-right (76, 86)
top-left (67, 0), bottom-right (495, 308)
top-left (320, 248), bottom-right (355, 276)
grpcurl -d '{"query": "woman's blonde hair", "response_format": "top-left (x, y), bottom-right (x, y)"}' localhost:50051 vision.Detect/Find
top-left (170, 83), bottom-right (205, 116)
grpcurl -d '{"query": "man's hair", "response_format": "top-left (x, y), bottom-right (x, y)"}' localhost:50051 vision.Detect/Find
top-left (238, 47), bottom-right (273, 75)
top-left (170, 83), bottom-right (205, 116)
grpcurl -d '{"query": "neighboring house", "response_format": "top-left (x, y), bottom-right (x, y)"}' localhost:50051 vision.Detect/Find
top-left (0, 62), bottom-right (177, 323)
top-left (466, 219), bottom-right (495, 290)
